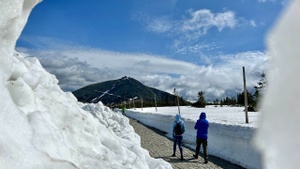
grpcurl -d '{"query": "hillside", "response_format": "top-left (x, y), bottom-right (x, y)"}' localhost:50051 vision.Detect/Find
top-left (72, 76), bottom-right (189, 107)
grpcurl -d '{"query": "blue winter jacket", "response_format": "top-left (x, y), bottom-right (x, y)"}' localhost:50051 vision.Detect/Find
top-left (194, 112), bottom-right (209, 139)
top-left (172, 114), bottom-right (186, 136)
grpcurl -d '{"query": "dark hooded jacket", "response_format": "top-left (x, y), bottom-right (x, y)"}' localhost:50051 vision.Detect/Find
top-left (194, 112), bottom-right (209, 139)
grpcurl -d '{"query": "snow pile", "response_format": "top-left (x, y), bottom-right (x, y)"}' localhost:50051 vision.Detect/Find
top-left (0, 0), bottom-right (39, 83)
top-left (126, 106), bottom-right (262, 169)
top-left (255, 0), bottom-right (300, 169)
top-left (0, 1), bottom-right (171, 169)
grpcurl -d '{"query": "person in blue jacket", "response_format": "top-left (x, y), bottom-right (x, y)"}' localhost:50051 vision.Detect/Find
top-left (193, 112), bottom-right (209, 163)
top-left (171, 114), bottom-right (186, 160)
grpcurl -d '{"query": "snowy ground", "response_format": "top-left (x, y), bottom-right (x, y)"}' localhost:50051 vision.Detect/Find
top-left (0, 52), bottom-right (172, 169)
top-left (1, 0), bottom-right (300, 169)
top-left (0, 1), bottom-right (171, 168)
top-left (130, 106), bottom-right (260, 127)
top-left (125, 106), bottom-right (261, 169)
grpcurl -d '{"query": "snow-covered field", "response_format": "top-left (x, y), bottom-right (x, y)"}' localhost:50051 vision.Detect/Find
top-left (132, 106), bottom-right (260, 127)
top-left (126, 106), bottom-right (261, 169)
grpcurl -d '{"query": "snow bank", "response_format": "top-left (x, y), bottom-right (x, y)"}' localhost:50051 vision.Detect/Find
top-left (126, 108), bottom-right (262, 169)
top-left (0, 0), bottom-right (171, 168)
top-left (255, 1), bottom-right (300, 169)
top-left (0, 0), bottom-right (39, 83)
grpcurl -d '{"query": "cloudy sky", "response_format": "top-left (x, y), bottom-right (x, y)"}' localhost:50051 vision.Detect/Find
top-left (16, 0), bottom-right (289, 101)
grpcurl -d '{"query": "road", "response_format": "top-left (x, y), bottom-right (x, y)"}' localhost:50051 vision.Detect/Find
top-left (129, 118), bottom-right (244, 169)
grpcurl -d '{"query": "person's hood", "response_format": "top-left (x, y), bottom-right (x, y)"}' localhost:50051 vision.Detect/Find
top-left (175, 114), bottom-right (182, 122)
top-left (199, 112), bottom-right (206, 119)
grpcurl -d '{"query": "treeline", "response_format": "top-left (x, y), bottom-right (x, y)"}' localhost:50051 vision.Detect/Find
top-left (192, 73), bottom-right (267, 111)
top-left (114, 73), bottom-right (267, 111)
top-left (208, 91), bottom-right (256, 109)
top-left (117, 95), bottom-right (190, 109)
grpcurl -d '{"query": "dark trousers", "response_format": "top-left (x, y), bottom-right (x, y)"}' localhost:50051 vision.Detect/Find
top-left (195, 138), bottom-right (208, 160)
top-left (173, 135), bottom-right (183, 156)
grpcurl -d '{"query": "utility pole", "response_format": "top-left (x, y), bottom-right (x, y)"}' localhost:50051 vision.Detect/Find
top-left (124, 101), bottom-right (127, 109)
top-left (174, 88), bottom-right (180, 114)
top-left (133, 98), bottom-right (135, 109)
top-left (147, 87), bottom-right (158, 112)
top-left (154, 94), bottom-right (157, 112)
top-left (243, 66), bottom-right (249, 124)
top-left (141, 98), bottom-right (143, 111)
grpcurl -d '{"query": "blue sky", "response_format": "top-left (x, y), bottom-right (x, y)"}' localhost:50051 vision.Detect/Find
top-left (16, 0), bottom-right (289, 101)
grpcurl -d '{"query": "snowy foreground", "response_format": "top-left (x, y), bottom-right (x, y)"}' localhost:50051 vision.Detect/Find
top-left (126, 106), bottom-right (261, 169)
top-left (0, 1), bottom-right (171, 169)
top-left (1, 0), bottom-right (300, 169)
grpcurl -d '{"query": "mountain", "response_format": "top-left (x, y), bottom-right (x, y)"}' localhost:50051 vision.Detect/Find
top-left (72, 76), bottom-right (189, 107)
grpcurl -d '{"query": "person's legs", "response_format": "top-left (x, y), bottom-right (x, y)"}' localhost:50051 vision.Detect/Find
top-left (177, 135), bottom-right (183, 160)
top-left (202, 139), bottom-right (208, 163)
top-left (172, 136), bottom-right (178, 156)
top-left (193, 138), bottom-right (201, 159)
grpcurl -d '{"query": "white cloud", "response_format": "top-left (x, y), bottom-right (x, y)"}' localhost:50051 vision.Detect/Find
top-left (145, 17), bottom-right (173, 33)
top-left (17, 46), bottom-right (268, 101)
top-left (258, 0), bottom-right (289, 4)
top-left (181, 9), bottom-right (236, 34)
top-left (250, 19), bottom-right (257, 27)
top-left (139, 9), bottom-right (237, 37)
top-left (171, 40), bottom-right (218, 54)
top-left (173, 9), bottom-right (238, 53)
top-left (134, 8), bottom-right (264, 55)
top-left (132, 12), bottom-right (173, 34)
top-left (60, 49), bottom-right (200, 75)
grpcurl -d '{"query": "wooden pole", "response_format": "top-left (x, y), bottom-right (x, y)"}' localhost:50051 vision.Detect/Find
top-left (154, 94), bottom-right (157, 112)
top-left (141, 98), bottom-right (143, 111)
top-left (174, 88), bottom-right (180, 114)
top-left (243, 66), bottom-right (249, 124)
top-left (148, 88), bottom-right (158, 112)
top-left (177, 94), bottom-right (180, 114)
top-left (133, 99), bottom-right (135, 109)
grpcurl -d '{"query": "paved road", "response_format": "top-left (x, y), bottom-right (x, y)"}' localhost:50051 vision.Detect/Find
top-left (129, 118), bottom-right (244, 169)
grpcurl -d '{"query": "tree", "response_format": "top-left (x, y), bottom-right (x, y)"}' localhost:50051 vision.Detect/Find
top-left (213, 98), bottom-right (219, 105)
top-left (219, 97), bottom-right (237, 106)
top-left (237, 90), bottom-right (255, 111)
top-left (192, 91), bottom-right (206, 108)
top-left (254, 73), bottom-right (267, 107)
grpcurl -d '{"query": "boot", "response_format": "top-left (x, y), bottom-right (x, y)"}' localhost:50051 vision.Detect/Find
top-left (179, 148), bottom-right (183, 160)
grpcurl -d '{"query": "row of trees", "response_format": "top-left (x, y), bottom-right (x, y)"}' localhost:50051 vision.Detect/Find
top-left (192, 73), bottom-right (267, 111)
top-left (114, 73), bottom-right (267, 111)
top-left (117, 94), bottom-right (190, 109)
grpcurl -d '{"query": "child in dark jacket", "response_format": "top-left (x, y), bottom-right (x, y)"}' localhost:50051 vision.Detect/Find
top-left (171, 114), bottom-right (186, 160)
top-left (193, 112), bottom-right (209, 163)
